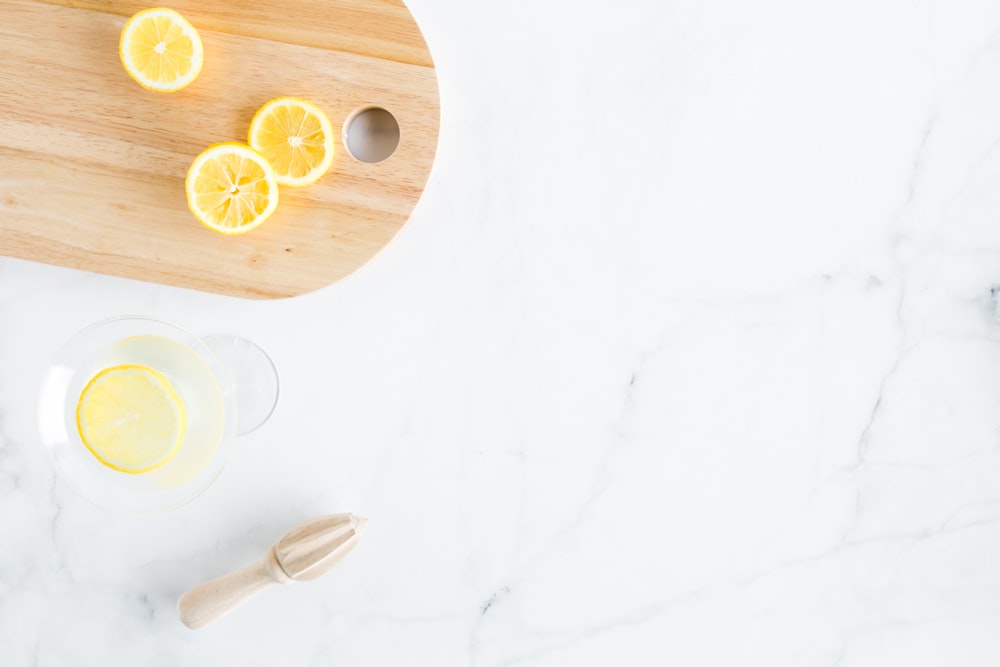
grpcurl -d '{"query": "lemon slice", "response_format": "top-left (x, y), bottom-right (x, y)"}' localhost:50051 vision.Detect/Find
top-left (119, 8), bottom-right (204, 93)
top-left (248, 97), bottom-right (335, 187)
top-left (76, 364), bottom-right (186, 474)
top-left (186, 143), bottom-right (280, 234)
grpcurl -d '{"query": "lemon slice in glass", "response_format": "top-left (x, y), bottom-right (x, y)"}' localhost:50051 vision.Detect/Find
top-left (186, 142), bottom-right (280, 235)
top-left (248, 97), bottom-right (335, 187)
top-left (119, 8), bottom-right (204, 93)
top-left (76, 364), bottom-right (186, 474)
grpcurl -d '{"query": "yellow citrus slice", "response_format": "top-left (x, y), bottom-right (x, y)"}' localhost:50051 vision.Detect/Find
top-left (76, 364), bottom-right (186, 474)
top-left (248, 97), bottom-right (335, 187)
top-left (119, 8), bottom-right (204, 93)
top-left (186, 143), bottom-right (279, 234)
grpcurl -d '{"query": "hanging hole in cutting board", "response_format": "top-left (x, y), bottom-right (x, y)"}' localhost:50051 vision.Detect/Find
top-left (344, 107), bottom-right (400, 163)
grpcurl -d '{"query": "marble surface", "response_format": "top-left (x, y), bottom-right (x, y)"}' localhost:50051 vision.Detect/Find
top-left (3, 0), bottom-right (1000, 664)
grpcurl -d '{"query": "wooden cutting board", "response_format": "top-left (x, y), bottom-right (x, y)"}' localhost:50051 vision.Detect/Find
top-left (0, 0), bottom-right (439, 299)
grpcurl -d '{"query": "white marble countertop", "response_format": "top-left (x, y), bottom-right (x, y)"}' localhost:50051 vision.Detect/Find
top-left (3, 0), bottom-right (1000, 664)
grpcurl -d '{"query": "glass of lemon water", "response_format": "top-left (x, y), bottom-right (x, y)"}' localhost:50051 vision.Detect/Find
top-left (38, 316), bottom-right (277, 512)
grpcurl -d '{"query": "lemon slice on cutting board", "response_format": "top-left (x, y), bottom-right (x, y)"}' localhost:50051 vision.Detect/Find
top-left (76, 364), bottom-right (186, 474)
top-left (186, 142), bottom-right (280, 234)
top-left (248, 97), bottom-right (335, 187)
top-left (119, 7), bottom-right (204, 93)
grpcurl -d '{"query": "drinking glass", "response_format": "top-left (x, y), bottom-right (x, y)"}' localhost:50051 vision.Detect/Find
top-left (38, 316), bottom-right (279, 512)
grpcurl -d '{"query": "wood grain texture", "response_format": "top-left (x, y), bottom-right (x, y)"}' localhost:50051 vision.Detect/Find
top-left (0, 0), bottom-right (439, 298)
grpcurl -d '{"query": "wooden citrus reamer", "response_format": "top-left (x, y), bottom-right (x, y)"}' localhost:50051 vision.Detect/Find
top-left (178, 513), bottom-right (366, 629)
